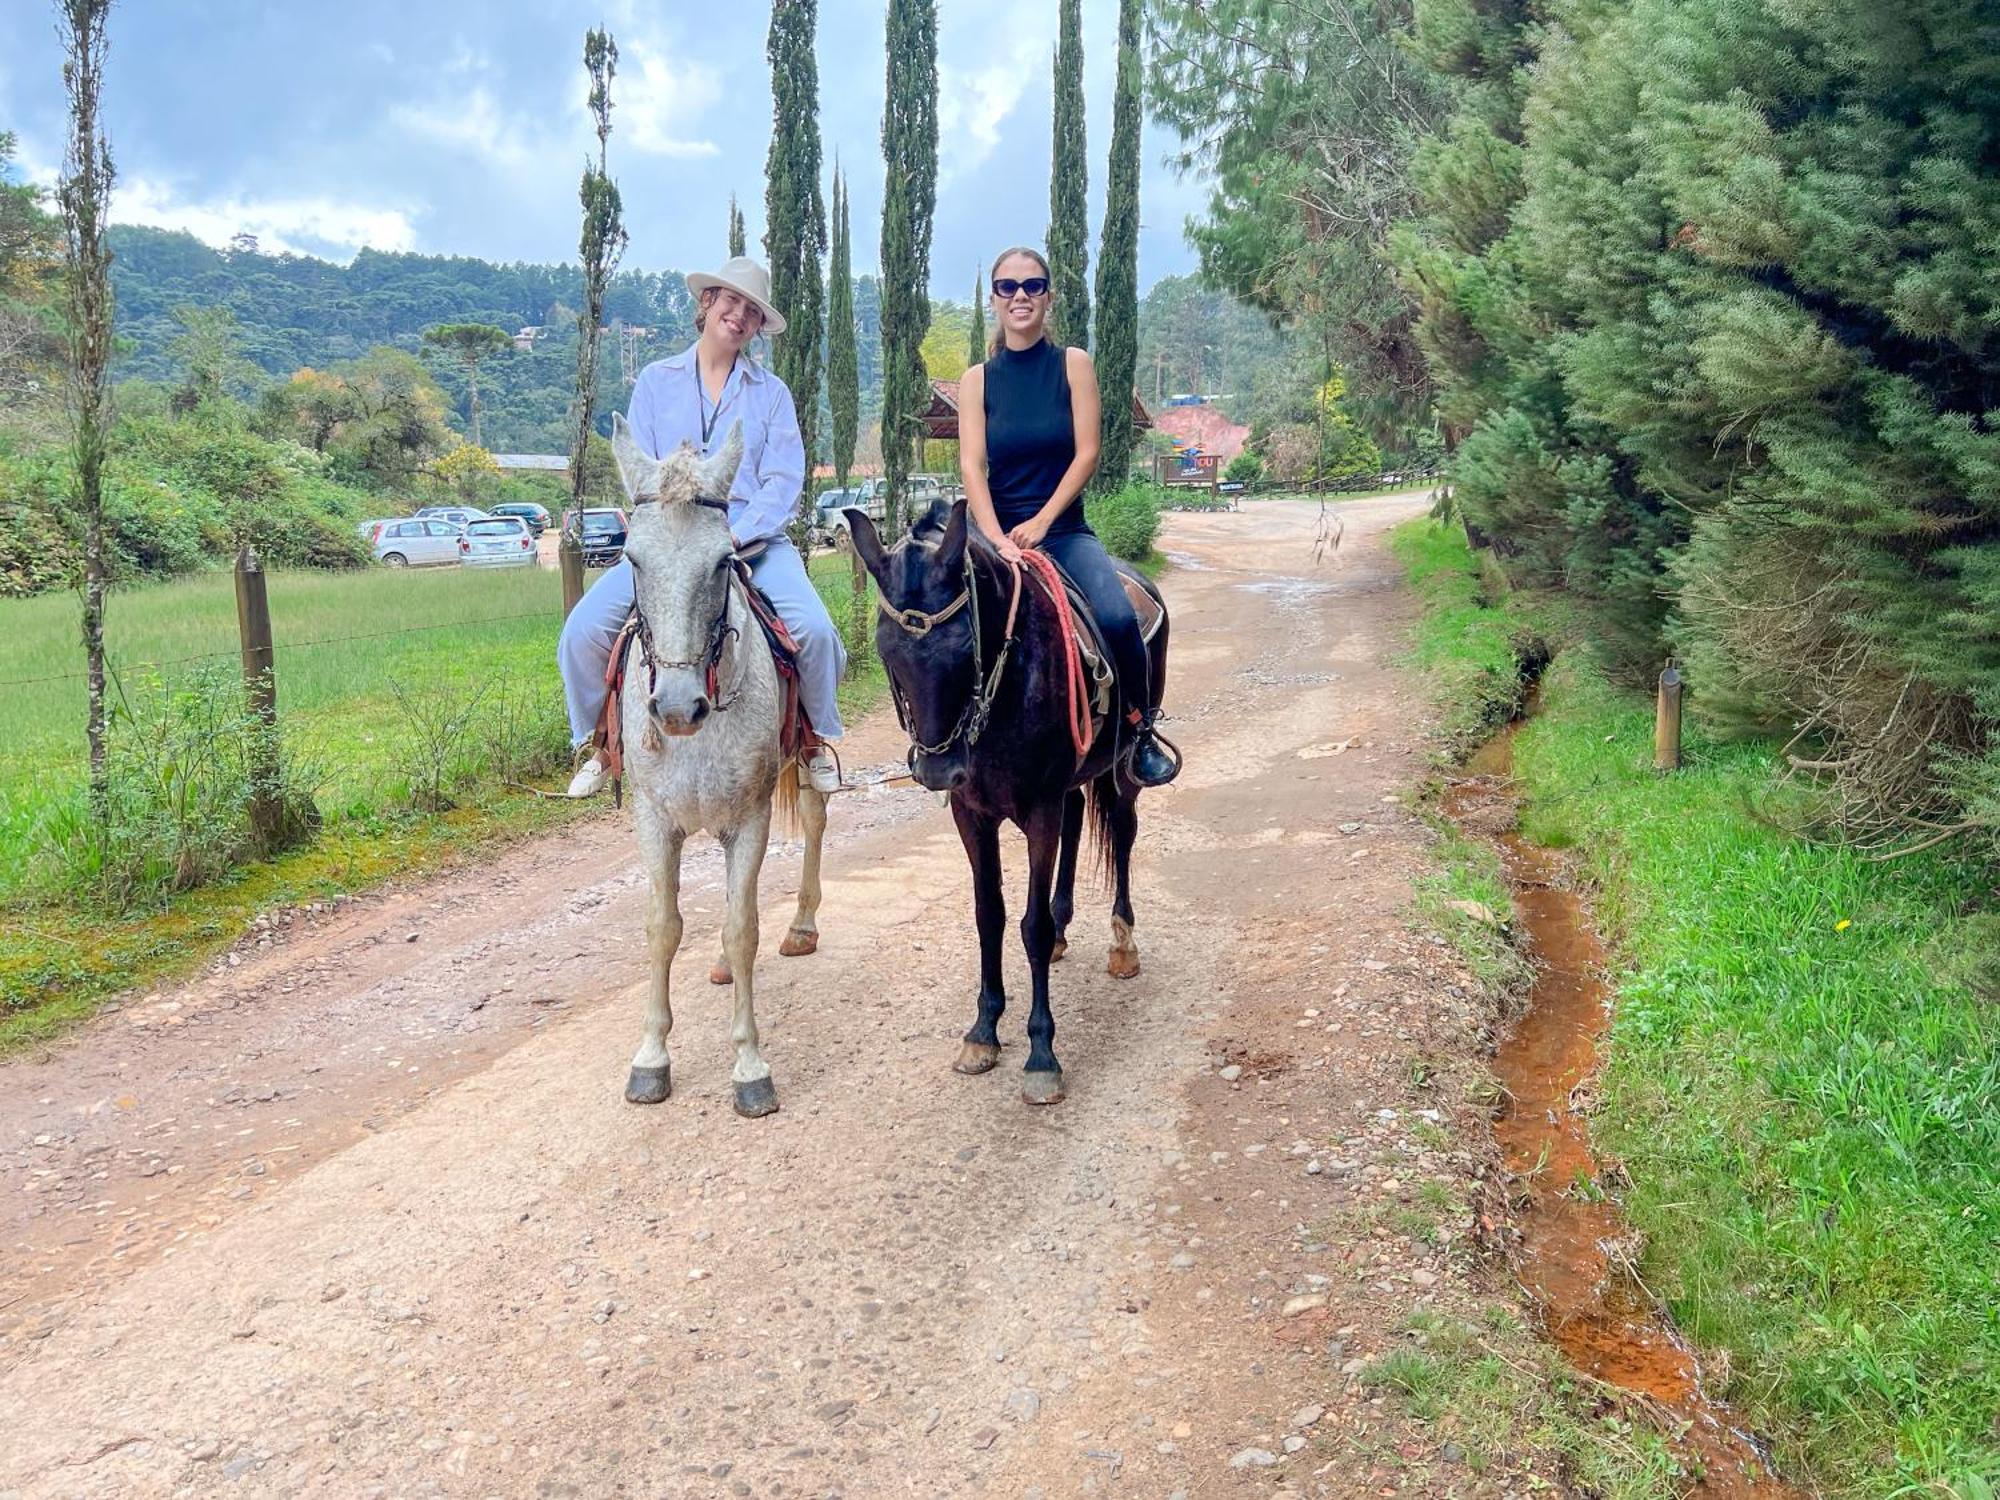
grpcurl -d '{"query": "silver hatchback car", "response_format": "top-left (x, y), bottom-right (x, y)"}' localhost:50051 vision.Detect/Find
top-left (457, 516), bottom-right (537, 569)
top-left (372, 517), bottom-right (463, 567)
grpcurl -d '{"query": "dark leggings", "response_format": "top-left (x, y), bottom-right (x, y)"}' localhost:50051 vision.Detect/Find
top-left (1038, 525), bottom-right (1149, 717)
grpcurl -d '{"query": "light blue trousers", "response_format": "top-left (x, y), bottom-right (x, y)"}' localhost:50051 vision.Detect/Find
top-left (558, 539), bottom-right (847, 748)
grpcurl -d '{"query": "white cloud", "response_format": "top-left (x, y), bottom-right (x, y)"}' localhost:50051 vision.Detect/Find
top-left (388, 86), bottom-right (550, 174)
top-left (936, 34), bottom-right (1044, 183)
top-left (112, 175), bottom-right (418, 259)
top-left (617, 40), bottom-right (722, 159)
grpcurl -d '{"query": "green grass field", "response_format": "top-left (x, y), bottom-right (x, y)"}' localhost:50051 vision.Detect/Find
top-left (0, 552), bottom-right (885, 1034)
top-left (1392, 517), bottom-right (2000, 1497)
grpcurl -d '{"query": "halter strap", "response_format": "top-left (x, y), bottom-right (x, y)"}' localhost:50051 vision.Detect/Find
top-left (878, 587), bottom-right (970, 638)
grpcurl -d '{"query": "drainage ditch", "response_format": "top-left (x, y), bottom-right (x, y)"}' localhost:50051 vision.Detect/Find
top-left (1446, 718), bottom-right (1799, 1496)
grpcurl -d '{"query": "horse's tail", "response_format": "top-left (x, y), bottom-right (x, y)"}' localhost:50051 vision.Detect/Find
top-left (773, 759), bottom-right (802, 841)
top-left (1085, 769), bottom-right (1120, 892)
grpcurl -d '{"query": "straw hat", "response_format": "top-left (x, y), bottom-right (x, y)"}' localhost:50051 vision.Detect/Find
top-left (686, 255), bottom-right (787, 336)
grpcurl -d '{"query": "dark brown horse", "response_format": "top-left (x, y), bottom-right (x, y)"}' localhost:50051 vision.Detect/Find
top-left (847, 499), bottom-right (1168, 1104)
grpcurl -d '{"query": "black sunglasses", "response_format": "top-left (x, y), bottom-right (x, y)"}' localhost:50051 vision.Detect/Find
top-left (993, 276), bottom-right (1050, 299)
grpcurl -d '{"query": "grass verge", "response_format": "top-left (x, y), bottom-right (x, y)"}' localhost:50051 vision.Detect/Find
top-left (1391, 515), bottom-right (2000, 1497)
top-left (1, 554), bottom-right (887, 1042)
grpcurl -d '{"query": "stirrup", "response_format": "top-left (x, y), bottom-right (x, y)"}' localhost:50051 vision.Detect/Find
top-left (1122, 712), bottom-right (1182, 789)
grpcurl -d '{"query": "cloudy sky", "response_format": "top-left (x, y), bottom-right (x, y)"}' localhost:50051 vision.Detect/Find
top-left (0, 2), bottom-right (1210, 296)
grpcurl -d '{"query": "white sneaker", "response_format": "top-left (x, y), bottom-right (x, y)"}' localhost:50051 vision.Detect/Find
top-left (802, 746), bottom-right (841, 794)
top-left (567, 753), bottom-right (609, 799)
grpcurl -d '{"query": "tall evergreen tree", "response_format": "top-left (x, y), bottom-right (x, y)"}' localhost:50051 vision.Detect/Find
top-left (764, 0), bottom-right (826, 499)
top-left (827, 168), bottom-right (858, 495)
top-left (57, 0), bottom-right (115, 808)
top-left (422, 322), bottom-right (510, 448)
top-left (727, 193), bottom-right (746, 259)
top-left (879, 0), bottom-right (938, 535)
top-left (565, 29), bottom-right (627, 560)
top-left (1092, 0), bottom-right (1142, 492)
top-left (826, 165), bottom-right (865, 654)
top-left (968, 268), bottom-right (986, 366)
top-left (1047, 0), bottom-right (1090, 350)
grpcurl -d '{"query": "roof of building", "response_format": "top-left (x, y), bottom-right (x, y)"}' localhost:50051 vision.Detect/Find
top-left (491, 454), bottom-right (570, 472)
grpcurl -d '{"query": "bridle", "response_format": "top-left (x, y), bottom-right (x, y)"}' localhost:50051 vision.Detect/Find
top-left (630, 494), bottom-right (745, 713)
top-left (879, 544), bottom-right (1023, 757)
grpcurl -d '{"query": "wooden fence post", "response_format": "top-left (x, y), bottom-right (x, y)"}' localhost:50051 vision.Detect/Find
top-left (559, 523), bottom-right (586, 619)
top-left (234, 545), bottom-right (285, 847)
top-left (1654, 660), bottom-right (1683, 772)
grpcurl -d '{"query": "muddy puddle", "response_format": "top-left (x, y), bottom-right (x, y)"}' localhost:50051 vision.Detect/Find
top-left (1447, 725), bottom-right (1798, 1495)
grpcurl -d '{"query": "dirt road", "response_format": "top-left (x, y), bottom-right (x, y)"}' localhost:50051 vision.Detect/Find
top-left (2, 495), bottom-right (1526, 1499)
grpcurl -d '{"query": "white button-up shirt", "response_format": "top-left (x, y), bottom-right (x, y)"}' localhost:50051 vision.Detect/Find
top-left (626, 342), bottom-right (806, 545)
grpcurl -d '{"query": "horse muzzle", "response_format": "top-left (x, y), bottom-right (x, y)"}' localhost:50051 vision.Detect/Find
top-left (909, 745), bottom-right (969, 793)
top-left (649, 690), bottom-right (711, 737)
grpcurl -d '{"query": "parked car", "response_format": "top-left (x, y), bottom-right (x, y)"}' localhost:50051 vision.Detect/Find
top-left (488, 501), bottom-right (551, 537)
top-left (812, 475), bottom-right (945, 544)
top-left (372, 517), bottom-right (465, 567)
top-left (571, 506), bottom-right (629, 567)
top-left (357, 517), bottom-right (396, 543)
top-left (456, 516), bottom-right (538, 569)
top-left (416, 505), bottom-right (490, 528)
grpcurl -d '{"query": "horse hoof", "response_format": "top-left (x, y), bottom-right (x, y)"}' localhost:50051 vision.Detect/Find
top-left (1050, 938), bottom-right (1069, 964)
top-left (778, 930), bottom-right (819, 958)
top-left (624, 1064), bottom-right (672, 1105)
top-left (709, 962), bottom-right (733, 986)
top-left (1022, 1070), bottom-right (1066, 1106)
top-left (733, 1076), bottom-right (779, 1118)
top-left (954, 1041), bottom-right (1001, 1075)
top-left (1107, 948), bottom-right (1141, 980)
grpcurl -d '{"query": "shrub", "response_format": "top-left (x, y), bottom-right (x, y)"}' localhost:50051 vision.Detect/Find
top-left (1084, 482), bottom-right (1164, 562)
top-left (1225, 452), bottom-right (1264, 486)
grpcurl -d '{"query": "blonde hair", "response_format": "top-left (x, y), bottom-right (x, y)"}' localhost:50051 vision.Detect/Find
top-left (986, 246), bottom-right (1054, 359)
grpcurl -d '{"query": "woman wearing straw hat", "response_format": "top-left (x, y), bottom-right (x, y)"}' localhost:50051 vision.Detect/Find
top-left (559, 254), bottom-right (847, 798)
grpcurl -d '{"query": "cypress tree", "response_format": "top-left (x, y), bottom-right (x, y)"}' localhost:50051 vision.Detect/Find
top-left (1092, 0), bottom-right (1142, 492)
top-left (827, 167), bottom-right (858, 495)
top-left (728, 193), bottom-right (745, 259)
top-left (765, 0), bottom-right (826, 508)
top-left (967, 268), bottom-right (986, 367)
top-left (879, 0), bottom-right (938, 536)
top-left (826, 164), bottom-right (865, 656)
top-left (1047, 0), bottom-right (1090, 350)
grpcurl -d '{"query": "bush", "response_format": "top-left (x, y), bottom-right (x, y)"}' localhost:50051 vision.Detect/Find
top-left (37, 662), bottom-right (320, 910)
top-left (1225, 452), bottom-right (1264, 485)
top-left (1084, 482), bottom-right (1164, 562)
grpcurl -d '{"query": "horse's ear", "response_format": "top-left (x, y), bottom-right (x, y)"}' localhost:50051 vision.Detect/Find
top-left (846, 508), bottom-right (891, 587)
top-left (610, 412), bottom-right (660, 502)
top-left (937, 498), bottom-right (969, 571)
top-left (702, 419), bottom-right (746, 499)
top-left (912, 497), bottom-right (951, 538)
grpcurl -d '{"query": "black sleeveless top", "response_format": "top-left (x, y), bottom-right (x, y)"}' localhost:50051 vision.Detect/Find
top-left (983, 340), bottom-right (1084, 534)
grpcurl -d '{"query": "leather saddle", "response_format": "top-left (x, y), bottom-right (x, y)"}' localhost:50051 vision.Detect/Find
top-left (1047, 560), bottom-right (1165, 721)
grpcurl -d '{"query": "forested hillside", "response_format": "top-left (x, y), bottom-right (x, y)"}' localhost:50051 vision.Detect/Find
top-left (107, 225), bottom-right (886, 455)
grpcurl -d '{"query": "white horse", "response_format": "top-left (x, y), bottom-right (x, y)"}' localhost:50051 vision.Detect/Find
top-left (610, 413), bottom-right (828, 1118)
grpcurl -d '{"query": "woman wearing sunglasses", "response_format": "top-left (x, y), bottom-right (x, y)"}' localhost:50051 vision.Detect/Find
top-left (558, 254), bottom-right (847, 798)
top-left (955, 246), bottom-right (1178, 787)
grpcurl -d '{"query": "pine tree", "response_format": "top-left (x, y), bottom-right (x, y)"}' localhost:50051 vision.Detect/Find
top-left (1092, 0), bottom-right (1142, 492)
top-left (1047, 0), bottom-right (1090, 350)
top-left (728, 194), bottom-right (745, 259)
top-left (565, 28), bottom-right (627, 586)
top-left (879, 0), bottom-right (938, 536)
top-left (57, 0), bottom-right (115, 809)
top-left (968, 268), bottom-right (986, 367)
top-left (764, 0), bottom-right (826, 506)
top-left (422, 322), bottom-right (510, 449)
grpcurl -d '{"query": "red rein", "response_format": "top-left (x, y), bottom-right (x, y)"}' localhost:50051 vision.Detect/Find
top-left (1012, 549), bottom-right (1095, 763)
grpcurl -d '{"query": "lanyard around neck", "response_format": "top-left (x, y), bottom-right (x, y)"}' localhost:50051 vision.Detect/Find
top-left (695, 355), bottom-right (737, 447)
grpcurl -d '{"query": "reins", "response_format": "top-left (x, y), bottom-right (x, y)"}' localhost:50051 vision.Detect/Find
top-left (879, 542), bottom-right (1090, 763)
